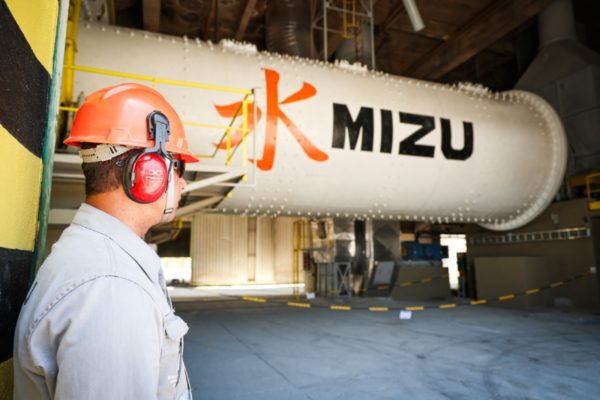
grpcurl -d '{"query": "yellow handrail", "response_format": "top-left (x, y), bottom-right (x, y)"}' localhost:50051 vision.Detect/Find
top-left (59, 107), bottom-right (249, 134)
top-left (61, 0), bottom-right (81, 106)
top-left (63, 64), bottom-right (252, 95)
top-left (58, 104), bottom-right (252, 160)
top-left (242, 97), bottom-right (248, 168)
top-left (59, 64), bottom-right (254, 162)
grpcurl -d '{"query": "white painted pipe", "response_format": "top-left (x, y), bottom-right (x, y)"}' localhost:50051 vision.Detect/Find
top-left (73, 23), bottom-right (567, 231)
top-left (402, 0), bottom-right (425, 32)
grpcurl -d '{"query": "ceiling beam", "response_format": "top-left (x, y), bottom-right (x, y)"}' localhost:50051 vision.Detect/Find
top-left (142, 0), bottom-right (161, 33)
top-left (374, 1), bottom-right (407, 54)
top-left (116, 0), bottom-right (138, 11)
top-left (235, 0), bottom-right (258, 41)
top-left (402, 0), bottom-right (552, 80)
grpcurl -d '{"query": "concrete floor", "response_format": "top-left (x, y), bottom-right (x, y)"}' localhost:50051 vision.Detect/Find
top-left (175, 297), bottom-right (600, 400)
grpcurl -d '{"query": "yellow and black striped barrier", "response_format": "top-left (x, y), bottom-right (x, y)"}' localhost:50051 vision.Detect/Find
top-left (238, 271), bottom-right (594, 313)
top-left (1, 0), bottom-right (63, 394)
top-left (361, 273), bottom-right (449, 293)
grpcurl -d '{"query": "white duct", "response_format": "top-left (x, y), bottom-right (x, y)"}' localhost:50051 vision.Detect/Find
top-left (516, 0), bottom-right (600, 177)
top-left (73, 23), bottom-right (568, 231)
top-left (402, 0), bottom-right (425, 32)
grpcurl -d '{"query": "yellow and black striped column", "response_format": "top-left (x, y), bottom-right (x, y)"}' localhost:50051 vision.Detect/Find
top-left (0, 0), bottom-right (62, 397)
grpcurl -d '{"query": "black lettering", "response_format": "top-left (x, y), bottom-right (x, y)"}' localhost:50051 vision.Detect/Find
top-left (380, 109), bottom-right (393, 153)
top-left (399, 112), bottom-right (435, 158)
top-left (332, 103), bottom-right (374, 151)
top-left (441, 118), bottom-right (473, 160)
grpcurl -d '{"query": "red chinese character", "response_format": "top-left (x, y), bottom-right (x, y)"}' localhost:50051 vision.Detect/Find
top-left (215, 68), bottom-right (328, 171)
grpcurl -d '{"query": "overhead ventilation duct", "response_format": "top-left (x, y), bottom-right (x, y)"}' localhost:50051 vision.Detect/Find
top-left (265, 0), bottom-right (311, 57)
top-left (516, 0), bottom-right (600, 177)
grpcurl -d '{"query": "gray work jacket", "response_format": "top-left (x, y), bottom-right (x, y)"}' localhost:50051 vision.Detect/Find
top-left (13, 203), bottom-right (192, 400)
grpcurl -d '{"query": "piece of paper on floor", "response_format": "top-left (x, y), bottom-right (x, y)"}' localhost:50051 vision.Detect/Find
top-left (399, 310), bottom-right (412, 320)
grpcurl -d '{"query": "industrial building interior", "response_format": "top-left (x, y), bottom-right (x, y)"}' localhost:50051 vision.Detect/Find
top-left (3, 0), bottom-right (600, 399)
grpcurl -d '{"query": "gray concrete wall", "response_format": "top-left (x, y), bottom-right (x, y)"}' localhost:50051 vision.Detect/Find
top-left (468, 198), bottom-right (600, 309)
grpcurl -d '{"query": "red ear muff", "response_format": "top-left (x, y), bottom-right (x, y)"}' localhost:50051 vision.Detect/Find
top-left (124, 152), bottom-right (168, 203)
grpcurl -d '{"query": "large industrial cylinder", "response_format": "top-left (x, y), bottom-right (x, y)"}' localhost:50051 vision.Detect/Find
top-left (73, 23), bottom-right (567, 231)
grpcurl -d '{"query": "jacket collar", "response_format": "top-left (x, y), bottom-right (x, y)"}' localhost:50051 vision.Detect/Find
top-left (72, 203), bottom-right (161, 284)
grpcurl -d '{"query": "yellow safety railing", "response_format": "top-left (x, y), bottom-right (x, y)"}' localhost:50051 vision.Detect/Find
top-left (342, 0), bottom-right (360, 38)
top-left (585, 172), bottom-right (600, 211)
top-left (61, 0), bottom-right (81, 106)
top-left (59, 64), bottom-right (254, 166)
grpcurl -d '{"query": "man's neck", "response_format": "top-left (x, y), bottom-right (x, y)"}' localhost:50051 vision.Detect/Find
top-left (85, 191), bottom-right (159, 238)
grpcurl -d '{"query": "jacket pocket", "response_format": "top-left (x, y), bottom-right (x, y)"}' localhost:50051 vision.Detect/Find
top-left (158, 312), bottom-right (189, 399)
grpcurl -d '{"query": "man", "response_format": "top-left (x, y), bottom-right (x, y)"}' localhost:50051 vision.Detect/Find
top-left (13, 83), bottom-right (198, 399)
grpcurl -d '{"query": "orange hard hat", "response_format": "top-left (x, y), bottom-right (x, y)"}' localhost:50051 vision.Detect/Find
top-left (65, 83), bottom-right (199, 162)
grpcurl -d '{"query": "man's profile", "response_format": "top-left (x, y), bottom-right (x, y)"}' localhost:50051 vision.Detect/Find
top-left (13, 83), bottom-right (198, 400)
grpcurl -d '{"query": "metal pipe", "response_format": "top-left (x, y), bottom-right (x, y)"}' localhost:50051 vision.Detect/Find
top-left (402, 0), bottom-right (425, 32)
top-left (77, 23), bottom-right (568, 231)
top-left (34, 0), bottom-right (70, 273)
top-left (369, 0), bottom-right (375, 69)
top-left (539, 0), bottom-right (577, 47)
top-left (323, 0), bottom-right (328, 61)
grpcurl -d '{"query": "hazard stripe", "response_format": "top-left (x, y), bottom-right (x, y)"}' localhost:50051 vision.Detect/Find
top-left (499, 294), bottom-right (515, 301)
top-left (0, 124), bottom-right (43, 251)
top-left (368, 307), bottom-right (389, 312)
top-left (242, 296), bottom-right (267, 303)
top-left (0, 0), bottom-right (52, 158)
top-left (288, 302), bottom-right (311, 308)
top-left (0, 0), bottom-right (61, 366)
top-left (471, 299), bottom-right (487, 305)
top-left (4, 0), bottom-right (59, 73)
top-left (439, 303), bottom-right (457, 309)
top-left (0, 247), bottom-right (33, 362)
top-left (330, 305), bottom-right (352, 311)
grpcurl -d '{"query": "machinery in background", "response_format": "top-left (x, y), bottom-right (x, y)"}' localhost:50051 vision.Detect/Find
top-left (401, 242), bottom-right (448, 265)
